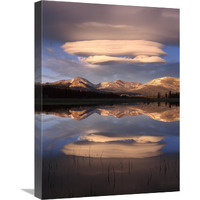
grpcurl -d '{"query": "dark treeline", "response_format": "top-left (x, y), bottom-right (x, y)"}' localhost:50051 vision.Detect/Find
top-left (167, 91), bottom-right (180, 98)
top-left (40, 85), bottom-right (124, 99)
top-left (35, 84), bottom-right (180, 100)
top-left (158, 91), bottom-right (180, 99)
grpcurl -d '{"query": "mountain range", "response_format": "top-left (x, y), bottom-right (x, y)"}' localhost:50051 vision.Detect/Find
top-left (45, 76), bottom-right (179, 97)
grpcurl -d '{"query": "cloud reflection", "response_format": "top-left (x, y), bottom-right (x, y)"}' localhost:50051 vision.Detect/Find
top-left (79, 134), bottom-right (165, 143)
top-left (62, 134), bottom-right (165, 158)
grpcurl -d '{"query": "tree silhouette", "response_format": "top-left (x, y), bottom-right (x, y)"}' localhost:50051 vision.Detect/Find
top-left (169, 91), bottom-right (172, 98)
top-left (157, 92), bottom-right (161, 99)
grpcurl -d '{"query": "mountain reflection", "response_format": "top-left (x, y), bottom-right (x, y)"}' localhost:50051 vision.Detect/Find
top-left (62, 134), bottom-right (165, 159)
top-left (41, 102), bottom-right (179, 122)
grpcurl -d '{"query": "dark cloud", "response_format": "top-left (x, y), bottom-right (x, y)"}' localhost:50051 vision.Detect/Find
top-left (42, 1), bottom-right (179, 45)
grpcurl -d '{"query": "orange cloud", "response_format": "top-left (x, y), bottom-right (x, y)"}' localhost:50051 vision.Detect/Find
top-left (80, 55), bottom-right (166, 64)
top-left (62, 40), bottom-right (167, 64)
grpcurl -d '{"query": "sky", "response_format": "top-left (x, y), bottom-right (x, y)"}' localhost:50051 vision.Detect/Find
top-left (41, 1), bottom-right (179, 84)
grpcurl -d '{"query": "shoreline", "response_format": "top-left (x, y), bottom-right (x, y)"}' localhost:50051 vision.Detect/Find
top-left (36, 98), bottom-right (179, 106)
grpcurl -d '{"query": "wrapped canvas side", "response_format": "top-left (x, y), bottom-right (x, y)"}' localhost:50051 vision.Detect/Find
top-left (35, 1), bottom-right (42, 199)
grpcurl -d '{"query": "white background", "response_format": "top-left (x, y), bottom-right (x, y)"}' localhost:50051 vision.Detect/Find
top-left (0, 0), bottom-right (200, 199)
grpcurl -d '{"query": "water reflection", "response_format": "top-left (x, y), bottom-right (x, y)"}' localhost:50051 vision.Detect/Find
top-left (79, 134), bottom-right (165, 143)
top-left (63, 139), bottom-right (165, 159)
top-left (40, 102), bottom-right (179, 122)
top-left (37, 102), bottom-right (179, 198)
top-left (62, 134), bottom-right (166, 158)
top-left (37, 102), bottom-right (179, 156)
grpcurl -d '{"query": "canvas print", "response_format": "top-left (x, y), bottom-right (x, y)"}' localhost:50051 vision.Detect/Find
top-left (35, 1), bottom-right (180, 199)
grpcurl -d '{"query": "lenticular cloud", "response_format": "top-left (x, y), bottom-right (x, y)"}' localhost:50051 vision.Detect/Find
top-left (62, 40), bottom-right (167, 64)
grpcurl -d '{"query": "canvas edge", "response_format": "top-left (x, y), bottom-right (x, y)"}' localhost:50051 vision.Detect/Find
top-left (35, 1), bottom-right (43, 199)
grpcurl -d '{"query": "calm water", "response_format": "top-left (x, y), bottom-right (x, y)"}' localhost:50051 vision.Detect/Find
top-left (36, 102), bottom-right (179, 199)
